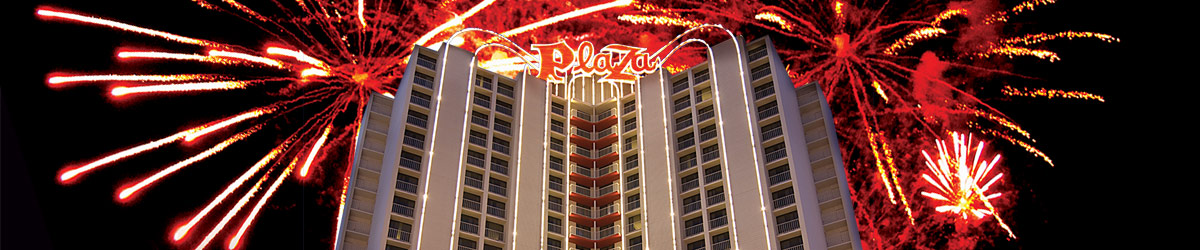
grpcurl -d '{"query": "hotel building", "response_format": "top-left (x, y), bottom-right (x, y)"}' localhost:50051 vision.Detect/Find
top-left (334, 35), bottom-right (861, 250)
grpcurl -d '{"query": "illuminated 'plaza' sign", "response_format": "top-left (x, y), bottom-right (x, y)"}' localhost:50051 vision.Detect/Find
top-left (531, 41), bottom-right (659, 84)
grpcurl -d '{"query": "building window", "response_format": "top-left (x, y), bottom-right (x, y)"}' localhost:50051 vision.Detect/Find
top-left (677, 132), bottom-right (695, 150)
top-left (551, 102), bottom-right (565, 116)
top-left (413, 72), bottom-right (434, 89)
top-left (780, 235), bottom-right (804, 250)
top-left (469, 130), bottom-right (488, 147)
top-left (696, 87), bottom-right (711, 103)
top-left (674, 95), bottom-right (691, 112)
top-left (624, 117), bottom-right (637, 131)
top-left (748, 45), bottom-right (768, 61)
top-left (706, 186), bottom-right (725, 205)
top-left (473, 92), bottom-right (491, 108)
top-left (776, 211), bottom-right (801, 233)
top-left (697, 105), bottom-right (714, 122)
top-left (712, 232), bottom-right (731, 250)
top-left (410, 91), bottom-right (432, 108)
top-left (764, 142), bottom-right (787, 163)
top-left (625, 154), bottom-right (638, 168)
top-left (488, 178), bottom-right (507, 196)
top-left (403, 130), bottom-right (425, 149)
top-left (693, 68), bottom-right (710, 83)
top-left (675, 114), bottom-right (693, 131)
top-left (672, 77), bottom-right (689, 94)
top-left (497, 82), bottom-right (514, 98)
top-left (550, 119), bottom-right (564, 134)
top-left (464, 171), bottom-right (483, 189)
top-left (496, 99), bottom-right (512, 116)
top-left (702, 144), bottom-right (720, 163)
top-left (388, 220), bottom-right (413, 242)
top-left (626, 174), bottom-right (639, 190)
top-left (709, 209), bottom-right (728, 228)
top-left (466, 150), bottom-right (486, 167)
top-left (680, 173), bottom-right (699, 193)
top-left (396, 173), bottom-right (418, 193)
top-left (471, 111), bottom-right (489, 127)
top-left (462, 192), bottom-right (481, 211)
top-left (772, 187), bottom-right (796, 209)
top-left (399, 151), bottom-right (421, 171)
top-left (482, 244), bottom-right (501, 250)
top-left (549, 175), bottom-right (563, 192)
top-left (494, 118), bottom-right (511, 135)
top-left (407, 110), bottom-right (428, 128)
top-left (547, 238), bottom-right (562, 250)
top-left (756, 100), bottom-right (779, 120)
top-left (549, 155), bottom-right (564, 172)
top-left (684, 216), bottom-right (704, 237)
top-left (458, 237), bottom-right (477, 250)
top-left (485, 221), bottom-right (504, 242)
top-left (681, 194), bottom-right (701, 214)
top-left (678, 152), bottom-right (697, 171)
top-left (627, 215), bottom-right (642, 233)
top-left (490, 157), bottom-right (509, 175)
top-left (704, 165), bottom-right (722, 184)
top-left (460, 215), bottom-right (479, 234)
top-left (751, 62), bottom-right (772, 80)
top-left (550, 138), bottom-right (564, 152)
top-left (416, 53), bottom-right (437, 69)
top-left (475, 75), bottom-right (492, 90)
top-left (686, 239), bottom-right (706, 250)
top-left (486, 199), bottom-right (506, 218)
top-left (623, 100), bottom-right (636, 114)
top-left (761, 120), bottom-right (783, 140)
top-left (626, 193), bottom-right (640, 211)
top-left (548, 195), bottom-right (563, 212)
top-left (768, 164), bottom-right (791, 185)
top-left (548, 216), bottom-right (563, 233)
top-left (754, 81), bottom-right (775, 100)
top-left (392, 196), bottom-right (415, 216)
top-left (491, 138), bottom-right (510, 155)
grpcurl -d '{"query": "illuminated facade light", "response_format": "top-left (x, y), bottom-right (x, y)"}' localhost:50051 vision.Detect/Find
top-left (334, 35), bottom-right (861, 250)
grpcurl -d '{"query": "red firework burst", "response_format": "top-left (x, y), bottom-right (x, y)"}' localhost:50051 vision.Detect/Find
top-left (38, 0), bottom-right (1116, 249)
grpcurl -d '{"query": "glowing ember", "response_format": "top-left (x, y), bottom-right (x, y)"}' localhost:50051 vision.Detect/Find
top-left (920, 131), bottom-right (1014, 239)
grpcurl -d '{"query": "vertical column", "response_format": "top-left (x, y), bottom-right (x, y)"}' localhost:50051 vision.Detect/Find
top-left (511, 73), bottom-right (550, 249)
top-left (636, 71), bottom-right (679, 250)
top-left (410, 44), bottom-right (475, 250)
top-left (710, 36), bottom-right (776, 250)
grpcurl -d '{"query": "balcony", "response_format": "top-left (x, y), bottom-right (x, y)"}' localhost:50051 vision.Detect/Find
top-left (572, 204), bottom-right (616, 218)
top-left (490, 162), bottom-right (508, 176)
top-left (751, 63), bottom-right (772, 80)
top-left (407, 113), bottom-right (428, 128)
top-left (496, 104), bottom-right (512, 117)
top-left (681, 200), bottom-right (702, 214)
top-left (460, 220), bottom-right (479, 234)
top-left (399, 157), bottom-right (421, 172)
top-left (487, 205), bottom-right (505, 218)
top-left (548, 198), bottom-right (563, 212)
top-left (674, 99), bottom-right (691, 113)
top-left (473, 94), bottom-right (490, 108)
top-left (681, 179), bottom-right (699, 193)
top-left (484, 228), bottom-right (503, 242)
top-left (776, 218), bottom-right (801, 233)
top-left (488, 182), bottom-right (506, 197)
top-left (757, 105), bottom-right (779, 120)
top-left (403, 135), bottom-right (424, 149)
top-left (463, 198), bottom-right (481, 211)
top-left (672, 80), bottom-right (689, 94)
top-left (396, 181), bottom-right (418, 194)
top-left (574, 110), bottom-right (592, 121)
top-left (597, 108), bottom-right (614, 119)
top-left (416, 54), bottom-right (437, 69)
top-left (773, 193), bottom-right (795, 209)
top-left (704, 169), bottom-right (722, 183)
top-left (697, 108), bottom-right (714, 122)
top-left (497, 84), bottom-right (514, 98)
top-left (748, 46), bottom-right (768, 61)
top-left (464, 176), bottom-right (483, 189)
top-left (684, 223), bottom-right (704, 237)
top-left (769, 168), bottom-right (791, 185)
top-left (392, 203), bottom-right (414, 217)
top-left (413, 73), bottom-right (435, 89)
top-left (702, 149), bottom-right (720, 163)
top-left (707, 192), bottom-right (725, 205)
top-left (693, 70), bottom-right (710, 84)
top-left (765, 147), bottom-right (787, 163)
top-left (754, 82), bottom-right (775, 100)
top-left (762, 127), bottom-right (783, 141)
top-left (675, 118), bottom-right (693, 131)
top-left (623, 103), bottom-right (636, 114)
top-left (471, 114), bottom-right (489, 127)
top-left (467, 155), bottom-right (486, 168)
top-left (494, 122), bottom-right (510, 135)
top-left (710, 213), bottom-right (727, 228)
top-left (411, 93), bottom-right (431, 108)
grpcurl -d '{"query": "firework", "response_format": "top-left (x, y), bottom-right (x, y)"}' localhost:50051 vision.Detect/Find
top-left (920, 131), bottom-right (1014, 239)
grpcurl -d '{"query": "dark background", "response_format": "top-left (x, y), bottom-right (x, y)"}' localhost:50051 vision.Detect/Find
top-left (4, 0), bottom-right (1159, 249)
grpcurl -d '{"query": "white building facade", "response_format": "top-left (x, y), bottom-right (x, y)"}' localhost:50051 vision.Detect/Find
top-left (335, 35), bottom-right (861, 250)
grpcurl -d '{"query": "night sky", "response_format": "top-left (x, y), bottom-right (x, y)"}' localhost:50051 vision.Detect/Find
top-left (4, 0), bottom-right (1154, 249)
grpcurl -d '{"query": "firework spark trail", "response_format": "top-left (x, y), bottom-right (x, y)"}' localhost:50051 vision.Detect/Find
top-left (266, 47), bottom-right (329, 69)
top-left (36, 9), bottom-right (226, 48)
top-left (882, 27), bottom-right (946, 55)
top-left (986, 0), bottom-right (1057, 24)
top-left (617, 14), bottom-right (701, 28)
top-left (1000, 31), bottom-right (1120, 46)
top-left (499, 0), bottom-right (635, 37)
top-left (118, 127), bottom-right (260, 201)
top-left (298, 125), bottom-right (332, 178)
top-left (59, 109), bottom-right (270, 183)
top-left (47, 74), bottom-right (223, 86)
top-left (172, 147), bottom-right (282, 241)
top-left (1002, 86), bottom-right (1105, 102)
top-left (979, 46), bottom-right (1060, 62)
top-left (117, 51), bottom-right (240, 65)
top-left (919, 132), bottom-right (1014, 238)
top-left (413, 0), bottom-right (497, 46)
top-left (208, 50), bottom-right (286, 68)
top-left (931, 8), bottom-right (967, 27)
top-left (228, 157), bottom-right (297, 249)
top-left (193, 163), bottom-right (274, 250)
top-left (110, 81), bottom-right (249, 97)
top-left (754, 12), bottom-right (794, 31)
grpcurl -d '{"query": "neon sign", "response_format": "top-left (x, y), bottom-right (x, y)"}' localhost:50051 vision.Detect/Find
top-left (530, 41), bottom-right (659, 84)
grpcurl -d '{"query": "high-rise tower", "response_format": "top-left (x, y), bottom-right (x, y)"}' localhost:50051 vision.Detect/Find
top-left (335, 35), bottom-right (861, 250)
